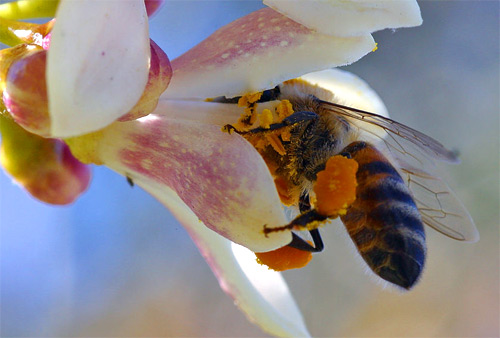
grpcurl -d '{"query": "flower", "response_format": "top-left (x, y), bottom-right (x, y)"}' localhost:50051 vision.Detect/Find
top-left (0, 0), bottom-right (170, 203)
top-left (0, 0), bottom-right (422, 336)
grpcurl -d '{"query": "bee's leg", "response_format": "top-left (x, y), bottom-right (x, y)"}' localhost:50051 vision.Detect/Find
top-left (288, 230), bottom-right (323, 252)
top-left (225, 111), bottom-right (318, 135)
top-left (286, 193), bottom-right (325, 252)
top-left (212, 86), bottom-right (281, 104)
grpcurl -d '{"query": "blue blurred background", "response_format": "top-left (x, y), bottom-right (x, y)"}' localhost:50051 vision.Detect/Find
top-left (1, 1), bottom-right (499, 337)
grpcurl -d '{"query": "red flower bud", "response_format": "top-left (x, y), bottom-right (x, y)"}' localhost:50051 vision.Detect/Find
top-left (3, 49), bottom-right (50, 136)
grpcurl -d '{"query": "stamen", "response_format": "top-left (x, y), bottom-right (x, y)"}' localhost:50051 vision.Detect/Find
top-left (266, 133), bottom-right (286, 155)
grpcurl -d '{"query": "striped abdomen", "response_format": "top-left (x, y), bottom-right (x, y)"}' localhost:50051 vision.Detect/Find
top-left (339, 141), bottom-right (426, 289)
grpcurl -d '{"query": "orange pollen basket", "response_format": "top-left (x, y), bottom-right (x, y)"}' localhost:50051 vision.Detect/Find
top-left (255, 243), bottom-right (313, 271)
top-left (314, 155), bottom-right (359, 217)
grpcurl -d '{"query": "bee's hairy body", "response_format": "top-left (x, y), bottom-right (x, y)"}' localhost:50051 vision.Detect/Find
top-left (263, 81), bottom-right (358, 196)
top-left (257, 80), bottom-right (427, 288)
top-left (221, 75), bottom-right (478, 289)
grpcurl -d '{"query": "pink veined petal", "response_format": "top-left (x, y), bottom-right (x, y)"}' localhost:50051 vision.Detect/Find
top-left (93, 110), bottom-right (291, 252)
top-left (264, 0), bottom-right (422, 36)
top-left (47, 0), bottom-right (150, 137)
top-left (163, 7), bottom-right (374, 100)
top-left (136, 181), bottom-right (310, 337)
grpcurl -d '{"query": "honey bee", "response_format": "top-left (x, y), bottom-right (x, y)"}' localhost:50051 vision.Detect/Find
top-left (220, 76), bottom-right (478, 289)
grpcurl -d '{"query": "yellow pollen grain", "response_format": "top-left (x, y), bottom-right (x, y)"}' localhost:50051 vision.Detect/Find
top-left (372, 42), bottom-right (378, 52)
top-left (258, 23), bottom-right (265, 28)
top-left (259, 109), bottom-right (273, 128)
top-left (281, 129), bottom-right (291, 141)
top-left (221, 53), bottom-right (230, 59)
top-left (274, 26), bottom-right (281, 32)
top-left (276, 100), bottom-right (294, 120)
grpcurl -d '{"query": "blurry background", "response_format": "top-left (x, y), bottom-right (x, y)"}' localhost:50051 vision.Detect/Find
top-left (1, 1), bottom-right (498, 337)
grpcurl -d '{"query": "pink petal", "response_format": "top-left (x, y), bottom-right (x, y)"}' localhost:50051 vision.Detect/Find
top-left (93, 104), bottom-right (291, 252)
top-left (163, 7), bottom-right (374, 99)
top-left (47, 0), bottom-right (150, 137)
top-left (144, 0), bottom-right (164, 17)
top-left (264, 0), bottom-right (422, 36)
top-left (131, 176), bottom-right (310, 337)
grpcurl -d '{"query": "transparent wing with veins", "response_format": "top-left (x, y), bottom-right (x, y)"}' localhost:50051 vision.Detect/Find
top-left (321, 101), bottom-right (479, 242)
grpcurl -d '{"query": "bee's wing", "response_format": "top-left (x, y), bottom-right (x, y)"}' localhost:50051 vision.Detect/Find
top-left (321, 101), bottom-right (459, 163)
top-left (321, 101), bottom-right (479, 242)
top-left (397, 161), bottom-right (479, 242)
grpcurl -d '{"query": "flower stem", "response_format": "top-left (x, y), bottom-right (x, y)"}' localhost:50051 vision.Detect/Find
top-left (0, 0), bottom-right (59, 20)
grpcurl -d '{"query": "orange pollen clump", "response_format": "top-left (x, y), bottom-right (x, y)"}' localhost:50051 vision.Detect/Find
top-left (255, 244), bottom-right (313, 271)
top-left (259, 108), bottom-right (273, 128)
top-left (275, 99), bottom-right (294, 121)
top-left (313, 155), bottom-right (358, 217)
top-left (237, 92), bottom-right (262, 107)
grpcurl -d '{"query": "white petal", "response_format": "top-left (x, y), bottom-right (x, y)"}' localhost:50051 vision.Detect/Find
top-left (95, 109), bottom-right (291, 252)
top-left (47, 0), bottom-right (150, 137)
top-left (136, 180), bottom-right (310, 337)
top-left (264, 0), bottom-right (422, 36)
top-left (163, 8), bottom-right (374, 100)
top-left (300, 68), bottom-right (389, 117)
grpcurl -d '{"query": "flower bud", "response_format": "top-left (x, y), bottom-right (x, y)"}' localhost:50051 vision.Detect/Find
top-left (119, 39), bottom-right (172, 121)
top-left (0, 114), bottom-right (91, 205)
top-left (3, 49), bottom-right (51, 136)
